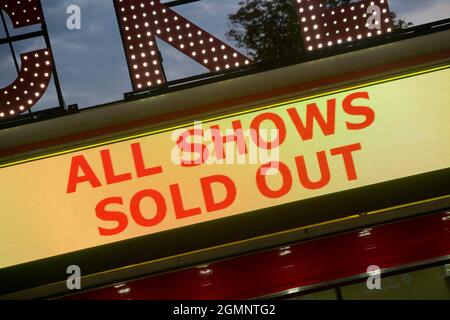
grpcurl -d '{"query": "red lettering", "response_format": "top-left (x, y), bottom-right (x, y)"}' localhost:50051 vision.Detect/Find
top-left (250, 113), bottom-right (287, 149)
top-left (295, 151), bottom-right (331, 189)
top-left (287, 99), bottom-right (336, 141)
top-left (95, 197), bottom-right (128, 236)
top-left (130, 189), bottom-right (167, 227)
top-left (177, 128), bottom-right (209, 167)
top-left (101, 149), bottom-right (132, 185)
top-left (330, 143), bottom-right (362, 181)
top-left (170, 184), bottom-right (202, 219)
top-left (201, 175), bottom-right (237, 212)
top-left (66, 155), bottom-right (102, 194)
top-left (131, 143), bottom-right (163, 178)
top-left (256, 162), bottom-right (292, 198)
top-left (343, 92), bottom-right (375, 130)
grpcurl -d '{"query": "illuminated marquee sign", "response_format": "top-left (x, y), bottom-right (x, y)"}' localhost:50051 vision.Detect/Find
top-left (0, 66), bottom-right (449, 269)
top-left (0, 0), bottom-right (54, 119)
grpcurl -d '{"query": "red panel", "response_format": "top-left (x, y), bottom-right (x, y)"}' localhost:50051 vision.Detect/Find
top-left (113, 0), bottom-right (251, 91)
top-left (65, 210), bottom-right (450, 300)
top-left (0, 0), bottom-right (44, 28)
top-left (295, 0), bottom-right (394, 51)
top-left (0, 49), bottom-right (52, 119)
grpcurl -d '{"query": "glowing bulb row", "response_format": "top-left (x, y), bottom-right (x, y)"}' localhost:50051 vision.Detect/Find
top-left (115, 0), bottom-right (251, 91)
top-left (0, 50), bottom-right (52, 119)
top-left (0, 0), bottom-right (43, 27)
top-left (296, 0), bottom-right (393, 51)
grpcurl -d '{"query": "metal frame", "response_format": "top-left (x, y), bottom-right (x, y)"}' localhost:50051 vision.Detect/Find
top-left (37, 0), bottom-right (65, 112)
top-left (165, 0), bottom-right (203, 7)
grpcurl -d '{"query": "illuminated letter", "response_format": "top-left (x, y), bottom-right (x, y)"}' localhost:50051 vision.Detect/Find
top-left (113, 0), bottom-right (252, 90)
top-left (287, 99), bottom-right (336, 141)
top-left (295, 151), bottom-right (330, 190)
top-left (295, 0), bottom-right (393, 51)
top-left (96, 197), bottom-right (128, 236)
top-left (130, 189), bottom-right (167, 227)
top-left (201, 175), bottom-right (237, 213)
top-left (170, 183), bottom-right (202, 219)
top-left (0, 0), bottom-right (53, 119)
top-left (343, 92), bottom-right (375, 130)
top-left (256, 162), bottom-right (292, 198)
top-left (67, 155), bottom-right (102, 193)
top-left (330, 143), bottom-right (362, 181)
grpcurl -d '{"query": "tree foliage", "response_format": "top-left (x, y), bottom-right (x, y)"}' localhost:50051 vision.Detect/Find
top-left (226, 0), bottom-right (412, 61)
top-left (226, 0), bottom-right (302, 61)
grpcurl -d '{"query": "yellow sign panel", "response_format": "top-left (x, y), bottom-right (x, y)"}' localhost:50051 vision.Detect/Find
top-left (1, 67), bottom-right (449, 269)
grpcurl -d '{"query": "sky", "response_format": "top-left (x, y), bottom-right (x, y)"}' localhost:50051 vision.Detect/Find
top-left (0, 0), bottom-right (449, 112)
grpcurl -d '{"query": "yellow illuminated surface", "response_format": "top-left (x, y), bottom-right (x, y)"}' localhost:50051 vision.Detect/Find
top-left (0, 66), bottom-right (449, 269)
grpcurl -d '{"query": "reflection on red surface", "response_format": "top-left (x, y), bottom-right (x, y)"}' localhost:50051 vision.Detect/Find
top-left (65, 210), bottom-right (450, 300)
